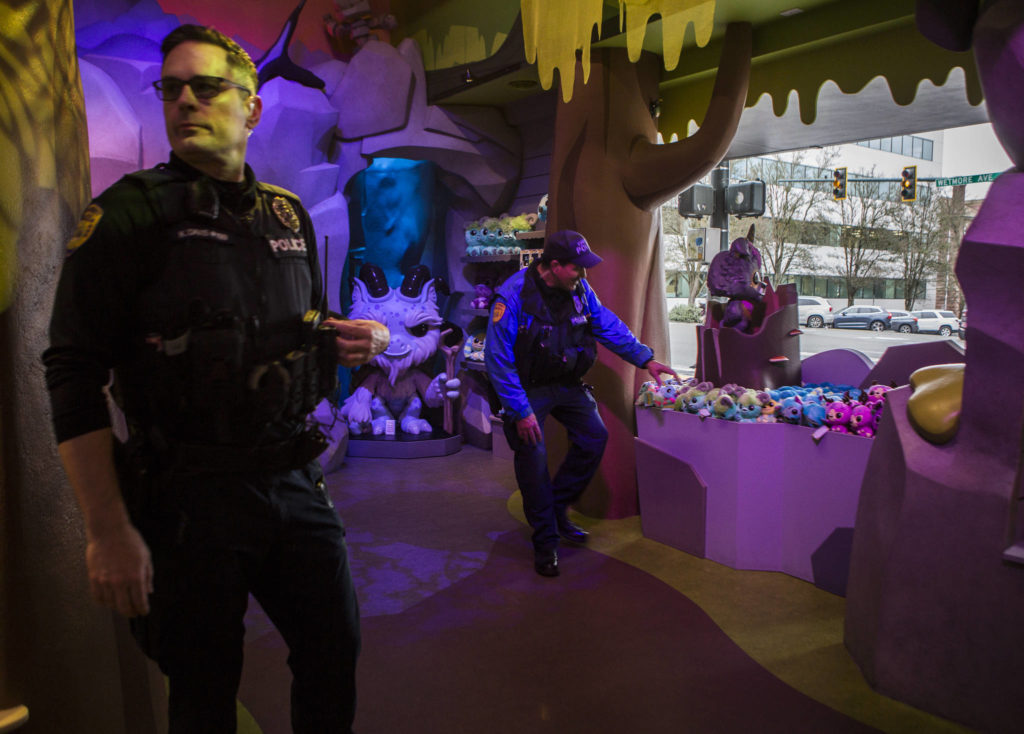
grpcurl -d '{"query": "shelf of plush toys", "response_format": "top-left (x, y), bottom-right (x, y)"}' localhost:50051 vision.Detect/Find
top-left (633, 376), bottom-right (890, 595)
top-left (457, 210), bottom-right (547, 391)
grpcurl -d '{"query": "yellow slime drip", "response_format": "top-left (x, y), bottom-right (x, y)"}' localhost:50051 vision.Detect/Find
top-left (521, 0), bottom-right (716, 102)
top-left (521, 0), bottom-right (603, 102)
top-left (620, 0), bottom-right (715, 69)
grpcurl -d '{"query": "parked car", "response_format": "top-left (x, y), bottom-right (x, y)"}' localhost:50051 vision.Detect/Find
top-left (910, 309), bottom-right (960, 336)
top-left (832, 305), bottom-right (892, 331)
top-left (888, 309), bottom-right (919, 333)
top-left (797, 296), bottom-right (834, 328)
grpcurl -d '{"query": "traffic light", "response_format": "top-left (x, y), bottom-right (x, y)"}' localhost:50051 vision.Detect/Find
top-left (832, 167), bottom-right (847, 200)
top-left (900, 165), bottom-right (917, 202)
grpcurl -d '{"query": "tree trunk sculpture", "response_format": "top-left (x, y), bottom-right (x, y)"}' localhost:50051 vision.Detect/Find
top-left (547, 22), bottom-right (751, 518)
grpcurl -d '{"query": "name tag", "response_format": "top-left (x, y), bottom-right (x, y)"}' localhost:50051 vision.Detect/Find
top-left (175, 227), bottom-right (231, 242)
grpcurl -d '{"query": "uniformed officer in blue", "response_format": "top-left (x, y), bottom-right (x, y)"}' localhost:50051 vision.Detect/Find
top-left (43, 24), bottom-right (381, 733)
top-left (485, 230), bottom-right (676, 577)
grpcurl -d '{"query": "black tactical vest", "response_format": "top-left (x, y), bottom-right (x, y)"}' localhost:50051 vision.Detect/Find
top-left (113, 165), bottom-right (332, 447)
top-left (512, 265), bottom-right (598, 387)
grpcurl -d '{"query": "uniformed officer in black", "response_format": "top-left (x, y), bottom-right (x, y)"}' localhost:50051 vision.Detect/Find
top-left (43, 25), bottom-right (377, 734)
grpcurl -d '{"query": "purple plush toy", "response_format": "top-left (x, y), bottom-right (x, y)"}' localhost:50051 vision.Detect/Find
top-left (706, 224), bottom-right (765, 333)
top-left (848, 404), bottom-right (877, 437)
top-left (826, 400), bottom-right (852, 433)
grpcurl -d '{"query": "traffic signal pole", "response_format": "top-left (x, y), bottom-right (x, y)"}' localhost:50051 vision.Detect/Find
top-left (710, 163), bottom-right (730, 252)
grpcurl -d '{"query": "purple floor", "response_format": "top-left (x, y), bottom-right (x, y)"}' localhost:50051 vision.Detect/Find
top-left (236, 446), bottom-right (886, 734)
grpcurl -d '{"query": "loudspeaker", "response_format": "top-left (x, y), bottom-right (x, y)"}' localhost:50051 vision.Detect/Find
top-left (725, 180), bottom-right (766, 217)
top-left (678, 184), bottom-right (715, 217)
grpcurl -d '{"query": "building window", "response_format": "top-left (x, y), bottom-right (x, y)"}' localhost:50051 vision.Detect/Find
top-left (857, 134), bottom-right (934, 161)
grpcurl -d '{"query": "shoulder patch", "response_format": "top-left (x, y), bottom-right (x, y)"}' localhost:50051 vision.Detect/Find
top-left (491, 301), bottom-right (506, 323)
top-left (67, 203), bottom-right (103, 253)
top-left (272, 196), bottom-right (301, 233)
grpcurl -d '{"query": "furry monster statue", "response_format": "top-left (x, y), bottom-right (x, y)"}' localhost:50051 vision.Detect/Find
top-left (706, 224), bottom-right (765, 332)
top-left (340, 264), bottom-right (459, 435)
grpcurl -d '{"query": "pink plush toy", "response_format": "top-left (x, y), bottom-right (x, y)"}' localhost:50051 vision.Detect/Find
top-left (826, 400), bottom-right (852, 433)
top-left (864, 383), bottom-right (892, 407)
top-left (849, 404), bottom-right (877, 437)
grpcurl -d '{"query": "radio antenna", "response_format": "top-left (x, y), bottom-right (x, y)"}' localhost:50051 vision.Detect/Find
top-left (322, 234), bottom-right (330, 315)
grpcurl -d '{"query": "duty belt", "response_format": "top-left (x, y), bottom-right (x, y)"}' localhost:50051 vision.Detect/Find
top-left (170, 429), bottom-right (328, 474)
top-left (526, 375), bottom-right (583, 388)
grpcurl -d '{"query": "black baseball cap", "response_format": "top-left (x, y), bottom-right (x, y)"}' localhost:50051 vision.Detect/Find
top-left (543, 229), bottom-right (603, 268)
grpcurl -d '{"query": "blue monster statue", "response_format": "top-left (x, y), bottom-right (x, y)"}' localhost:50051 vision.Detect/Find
top-left (340, 264), bottom-right (460, 435)
top-left (706, 224), bottom-right (765, 333)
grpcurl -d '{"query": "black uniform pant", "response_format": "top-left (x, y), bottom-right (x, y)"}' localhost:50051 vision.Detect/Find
top-left (503, 383), bottom-right (608, 552)
top-left (129, 462), bottom-right (360, 734)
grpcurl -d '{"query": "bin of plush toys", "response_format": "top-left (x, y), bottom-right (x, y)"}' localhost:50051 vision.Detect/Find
top-left (636, 377), bottom-right (891, 437)
top-left (633, 376), bottom-right (892, 595)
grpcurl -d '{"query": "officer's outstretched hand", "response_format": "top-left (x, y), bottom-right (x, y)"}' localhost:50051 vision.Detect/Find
top-left (516, 413), bottom-right (543, 446)
top-left (325, 318), bottom-right (390, 367)
top-left (87, 522), bottom-right (153, 618)
top-left (646, 359), bottom-right (678, 386)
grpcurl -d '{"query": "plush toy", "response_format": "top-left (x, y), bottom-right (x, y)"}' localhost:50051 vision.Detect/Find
top-left (537, 194), bottom-right (548, 222)
top-left (756, 392), bottom-right (779, 423)
top-left (801, 401), bottom-right (827, 427)
top-left (711, 393), bottom-right (739, 421)
top-left (470, 282), bottom-right (494, 309)
top-left (462, 330), bottom-right (486, 362)
top-left (635, 380), bottom-right (658, 407)
top-left (339, 264), bottom-right (460, 435)
top-left (498, 214), bottom-right (530, 254)
top-left (736, 391), bottom-right (763, 422)
top-left (706, 224), bottom-right (766, 333)
top-left (849, 404), bottom-right (877, 437)
top-left (719, 382), bottom-right (748, 399)
top-left (826, 400), bottom-right (853, 433)
top-left (681, 382), bottom-right (712, 414)
top-left (642, 377), bottom-right (681, 408)
top-left (864, 383), bottom-right (893, 407)
top-left (778, 395), bottom-right (804, 424)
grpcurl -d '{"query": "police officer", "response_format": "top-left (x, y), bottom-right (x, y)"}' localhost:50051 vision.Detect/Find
top-left (43, 25), bottom-right (378, 733)
top-left (485, 230), bottom-right (676, 577)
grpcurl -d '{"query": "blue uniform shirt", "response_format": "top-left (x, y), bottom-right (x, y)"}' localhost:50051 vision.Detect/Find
top-left (485, 266), bottom-right (654, 421)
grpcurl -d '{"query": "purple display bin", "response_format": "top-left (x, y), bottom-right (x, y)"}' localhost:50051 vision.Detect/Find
top-left (636, 408), bottom-right (874, 594)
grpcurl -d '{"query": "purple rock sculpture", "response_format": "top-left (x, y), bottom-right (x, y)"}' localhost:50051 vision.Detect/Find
top-left (844, 3), bottom-right (1024, 731)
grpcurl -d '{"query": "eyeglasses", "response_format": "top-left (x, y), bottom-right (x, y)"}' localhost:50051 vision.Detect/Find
top-left (152, 75), bottom-right (252, 102)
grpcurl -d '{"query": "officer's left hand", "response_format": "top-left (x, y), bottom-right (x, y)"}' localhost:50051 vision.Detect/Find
top-left (325, 318), bottom-right (390, 367)
top-left (646, 359), bottom-right (678, 386)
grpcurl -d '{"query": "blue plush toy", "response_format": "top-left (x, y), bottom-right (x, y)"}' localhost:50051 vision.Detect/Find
top-left (778, 396), bottom-right (803, 424)
top-left (736, 391), bottom-right (763, 422)
top-left (802, 401), bottom-right (828, 427)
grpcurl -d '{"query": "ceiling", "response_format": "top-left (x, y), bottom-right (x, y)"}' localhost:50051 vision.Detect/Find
top-left (423, 0), bottom-right (988, 159)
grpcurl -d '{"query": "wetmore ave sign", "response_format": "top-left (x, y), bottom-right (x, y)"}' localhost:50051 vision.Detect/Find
top-left (936, 172), bottom-right (1002, 187)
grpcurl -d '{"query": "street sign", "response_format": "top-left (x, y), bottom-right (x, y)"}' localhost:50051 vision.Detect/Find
top-left (935, 172), bottom-right (1002, 187)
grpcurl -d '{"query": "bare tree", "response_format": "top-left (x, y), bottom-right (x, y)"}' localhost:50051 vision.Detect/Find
top-left (890, 184), bottom-right (946, 310)
top-left (661, 204), bottom-right (707, 306)
top-left (934, 184), bottom-right (971, 315)
top-left (825, 170), bottom-right (896, 306)
top-left (741, 149), bottom-right (838, 286)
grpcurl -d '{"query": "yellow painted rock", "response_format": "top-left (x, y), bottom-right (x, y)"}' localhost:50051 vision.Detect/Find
top-left (907, 363), bottom-right (965, 444)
